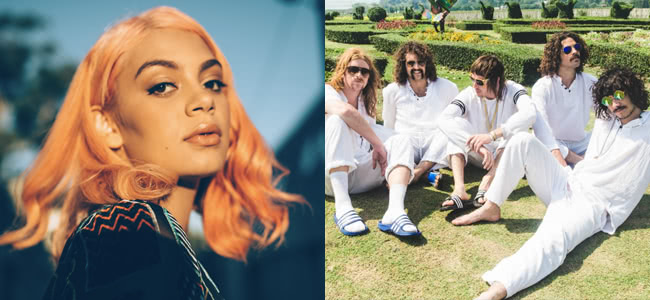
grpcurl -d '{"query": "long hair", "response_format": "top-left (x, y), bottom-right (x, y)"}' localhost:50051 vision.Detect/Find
top-left (0, 6), bottom-right (303, 262)
top-left (470, 55), bottom-right (506, 101)
top-left (393, 41), bottom-right (437, 85)
top-left (592, 68), bottom-right (649, 121)
top-left (538, 31), bottom-right (589, 76)
top-left (327, 48), bottom-right (380, 118)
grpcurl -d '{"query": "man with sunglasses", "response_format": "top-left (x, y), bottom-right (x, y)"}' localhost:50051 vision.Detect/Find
top-left (379, 41), bottom-right (459, 236)
top-left (531, 31), bottom-right (598, 167)
top-left (326, 48), bottom-right (415, 236)
top-left (460, 68), bottom-right (650, 299)
top-left (437, 55), bottom-right (539, 212)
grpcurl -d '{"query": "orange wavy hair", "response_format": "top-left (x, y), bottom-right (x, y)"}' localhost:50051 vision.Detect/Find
top-left (0, 6), bottom-right (304, 262)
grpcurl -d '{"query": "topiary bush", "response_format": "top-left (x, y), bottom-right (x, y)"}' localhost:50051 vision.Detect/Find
top-left (506, 2), bottom-right (523, 19)
top-left (556, 0), bottom-right (577, 19)
top-left (414, 5), bottom-right (425, 20)
top-left (456, 20), bottom-right (494, 30)
top-left (541, 1), bottom-right (559, 18)
top-left (403, 6), bottom-right (414, 19)
top-left (480, 1), bottom-right (495, 20)
top-left (368, 7), bottom-right (387, 22)
top-left (611, 1), bottom-right (634, 19)
top-left (353, 6), bottom-right (365, 20)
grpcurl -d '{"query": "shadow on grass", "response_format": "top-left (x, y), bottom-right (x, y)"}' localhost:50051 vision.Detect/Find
top-left (494, 194), bottom-right (650, 299)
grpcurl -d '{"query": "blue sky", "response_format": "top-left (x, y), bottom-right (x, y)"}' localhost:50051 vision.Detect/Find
top-left (0, 0), bottom-right (322, 149)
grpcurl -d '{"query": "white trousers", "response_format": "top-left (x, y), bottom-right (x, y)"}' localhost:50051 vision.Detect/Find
top-left (557, 131), bottom-right (591, 159)
top-left (402, 129), bottom-right (451, 170)
top-left (324, 115), bottom-right (412, 196)
top-left (482, 133), bottom-right (607, 298)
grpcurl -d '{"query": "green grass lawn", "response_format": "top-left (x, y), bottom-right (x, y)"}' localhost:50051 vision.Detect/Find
top-left (325, 47), bottom-right (650, 298)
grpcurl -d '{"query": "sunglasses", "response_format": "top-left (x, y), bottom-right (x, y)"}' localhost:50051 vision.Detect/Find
top-left (406, 60), bottom-right (426, 67)
top-left (469, 75), bottom-right (489, 87)
top-left (347, 66), bottom-right (370, 76)
top-left (562, 43), bottom-right (582, 54)
top-left (601, 90), bottom-right (625, 106)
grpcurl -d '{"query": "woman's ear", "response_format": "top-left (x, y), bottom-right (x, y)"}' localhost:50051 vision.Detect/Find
top-left (90, 106), bottom-right (123, 150)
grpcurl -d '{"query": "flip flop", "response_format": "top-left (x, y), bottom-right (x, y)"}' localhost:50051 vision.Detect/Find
top-left (333, 210), bottom-right (368, 236)
top-left (473, 189), bottom-right (487, 208)
top-left (427, 171), bottom-right (443, 189)
top-left (439, 194), bottom-right (473, 211)
top-left (377, 214), bottom-right (421, 237)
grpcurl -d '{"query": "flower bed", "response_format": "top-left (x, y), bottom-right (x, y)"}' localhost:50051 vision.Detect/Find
top-left (375, 19), bottom-right (416, 30)
top-left (408, 29), bottom-right (502, 44)
top-left (531, 20), bottom-right (567, 29)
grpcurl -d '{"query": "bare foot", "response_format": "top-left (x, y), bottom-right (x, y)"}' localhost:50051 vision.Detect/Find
top-left (452, 200), bottom-right (501, 226)
top-left (474, 281), bottom-right (507, 300)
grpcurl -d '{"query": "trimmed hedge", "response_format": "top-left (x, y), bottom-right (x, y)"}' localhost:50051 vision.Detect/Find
top-left (496, 17), bottom-right (650, 26)
top-left (370, 33), bottom-right (543, 85)
top-left (324, 47), bottom-right (389, 79)
top-left (325, 24), bottom-right (429, 44)
top-left (325, 20), bottom-right (373, 25)
top-left (589, 42), bottom-right (650, 78)
top-left (497, 26), bottom-right (636, 43)
top-left (455, 21), bottom-right (494, 30)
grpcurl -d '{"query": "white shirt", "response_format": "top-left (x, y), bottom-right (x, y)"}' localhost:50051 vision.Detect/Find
top-left (325, 84), bottom-right (374, 155)
top-left (382, 78), bottom-right (458, 135)
top-left (439, 80), bottom-right (536, 150)
top-left (568, 111), bottom-right (650, 234)
top-left (532, 73), bottom-right (597, 141)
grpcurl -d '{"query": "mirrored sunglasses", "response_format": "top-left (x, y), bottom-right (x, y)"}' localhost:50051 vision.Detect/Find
top-left (562, 43), bottom-right (582, 54)
top-left (601, 90), bottom-right (625, 106)
top-left (347, 66), bottom-right (370, 76)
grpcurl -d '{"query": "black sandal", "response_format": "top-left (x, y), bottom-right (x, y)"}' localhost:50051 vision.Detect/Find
top-left (440, 194), bottom-right (473, 211)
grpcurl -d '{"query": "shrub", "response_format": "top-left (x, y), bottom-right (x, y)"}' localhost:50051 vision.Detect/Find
top-left (325, 12), bottom-right (334, 20)
top-left (531, 20), bottom-right (567, 29)
top-left (577, 9), bottom-right (588, 17)
top-left (541, 1), bottom-right (559, 18)
top-left (497, 25), bottom-right (636, 43)
top-left (368, 7), bottom-right (387, 22)
top-left (403, 7), bottom-right (414, 19)
top-left (611, 1), bottom-right (634, 19)
top-left (589, 42), bottom-right (650, 78)
top-left (371, 33), bottom-right (542, 85)
top-left (332, 11), bottom-right (340, 18)
top-left (506, 2), bottom-right (523, 19)
top-left (376, 20), bottom-right (417, 30)
top-left (556, 0), bottom-right (577, 19)
top-left (353, 6), bottom-right (365, 20)
top-left (325, 24), bottom-right (425, 44)
top-left (480, 1), bottom-right (495, 20)
top-left (455, 20), bottom-right (494, 30)
top-left (414, 5), bottom-right (425, 20)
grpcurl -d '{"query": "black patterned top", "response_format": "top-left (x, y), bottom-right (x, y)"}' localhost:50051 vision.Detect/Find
top-left (42, 200), bottom-right (224, 300)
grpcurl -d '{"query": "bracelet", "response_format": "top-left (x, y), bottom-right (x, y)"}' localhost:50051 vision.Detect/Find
top-left (490, 131), bottom-right (497, 141)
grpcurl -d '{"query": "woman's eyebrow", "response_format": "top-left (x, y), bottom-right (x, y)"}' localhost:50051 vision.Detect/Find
top-left (200, 59), bottom-right (221, 74)
top-left (134, 59), bottom-right (178, 79)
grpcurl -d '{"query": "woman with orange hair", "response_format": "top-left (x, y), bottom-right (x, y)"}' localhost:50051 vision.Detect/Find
top-left (0, 6), bottom-right (302, 300)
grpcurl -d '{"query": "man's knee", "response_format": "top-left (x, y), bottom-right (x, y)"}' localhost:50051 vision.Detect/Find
top-left (326, 114), bottom-right (348, 132)
top-left (510, 132), bottom-right (536, 147)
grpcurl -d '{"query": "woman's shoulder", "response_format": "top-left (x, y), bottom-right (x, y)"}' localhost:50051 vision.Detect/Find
top-left (76, 200), bottom-right (164, 237)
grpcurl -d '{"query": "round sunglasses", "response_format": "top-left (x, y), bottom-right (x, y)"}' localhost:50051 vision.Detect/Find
top-left (347, 66), bottom-right (370, 77)
top-left (469, 74), bottom-right (489, 86)
top-left (563, 43), bottom-right (581, 54)
top-left (601, 90), bottom-right (625, 106)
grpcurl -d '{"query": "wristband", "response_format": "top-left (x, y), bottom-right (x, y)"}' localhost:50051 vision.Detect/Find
top-left (490, 131), bottom-right (497, 141)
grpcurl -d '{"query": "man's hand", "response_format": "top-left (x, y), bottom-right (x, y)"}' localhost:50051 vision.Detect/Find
top-left (478, 147), bottom-right (494, 171)
top-left (551, 149), bottom-right (568, 167)
top-left (372, 144), bottom-right (388, 176)
top-left (467, 133), bottom-right (493, 153)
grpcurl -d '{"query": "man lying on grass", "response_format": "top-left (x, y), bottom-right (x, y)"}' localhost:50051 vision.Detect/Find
top-left (452, 68), bottom-right (650, 300)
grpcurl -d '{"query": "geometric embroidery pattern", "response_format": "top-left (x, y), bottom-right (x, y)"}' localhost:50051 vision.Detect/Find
top-left (82, 201), bottom-right (155, 236)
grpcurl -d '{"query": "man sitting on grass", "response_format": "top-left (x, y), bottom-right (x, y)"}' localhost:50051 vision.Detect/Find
top-left (437, 55), bottom-right (539, 211)
top-left (382, 41), bottom-right (458, 189)
top-left (452, 68), bottom-right (650, 300)
top-left (532, 31), bottom-right (598, 167)
top-left (325, 48), bottom-right (417, 237)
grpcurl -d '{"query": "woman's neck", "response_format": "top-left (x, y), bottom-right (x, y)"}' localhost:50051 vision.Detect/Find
top-left (160, 177), bottom-right (200, 232)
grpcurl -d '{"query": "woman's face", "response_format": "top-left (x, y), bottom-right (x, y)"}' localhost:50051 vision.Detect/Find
top-left (112, 29), bottom-right (230, 178)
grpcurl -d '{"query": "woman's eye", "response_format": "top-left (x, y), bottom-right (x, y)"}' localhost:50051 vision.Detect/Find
top-left (204, 80), bottom-right (227, 92)
top-left (147, 82), bottom-right (177, 95)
